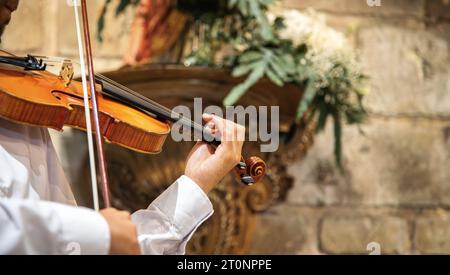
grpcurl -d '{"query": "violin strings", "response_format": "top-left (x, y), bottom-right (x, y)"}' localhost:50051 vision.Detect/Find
top-left (35, 56), bottom-right (216, 141)
top-left (96, 73), bottom-right (209, 135)
top-left (31, 56), bottom-right (207, 135)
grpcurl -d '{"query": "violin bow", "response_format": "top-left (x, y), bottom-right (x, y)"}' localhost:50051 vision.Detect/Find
top-left (71, 0), bottom-right (111, 210)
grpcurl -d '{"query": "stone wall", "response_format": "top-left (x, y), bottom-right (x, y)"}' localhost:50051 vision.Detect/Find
top-left (2, 0), bottom-right (132, 71)
top-left (250, 0), bottom-right (450, 255)
top-left (3, 0), bottom-right (450, 254)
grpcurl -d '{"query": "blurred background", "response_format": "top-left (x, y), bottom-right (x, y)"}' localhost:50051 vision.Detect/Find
top-left (3, 0), bottom-right (450, 254)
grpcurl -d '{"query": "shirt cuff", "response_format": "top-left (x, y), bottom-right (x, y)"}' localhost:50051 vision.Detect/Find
top-left (150, 175), bottom-right (214, 237)
top-left (52, 204), bottom-right (110, 255)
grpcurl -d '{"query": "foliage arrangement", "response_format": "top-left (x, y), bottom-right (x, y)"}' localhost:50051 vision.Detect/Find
top-left (99, 0), bottom-right (368, 166)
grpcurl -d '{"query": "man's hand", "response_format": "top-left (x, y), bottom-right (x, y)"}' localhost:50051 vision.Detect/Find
top-left (100, 208), bottom-right (140, 255)
top-left (185, 114), bottom-right (246, 193)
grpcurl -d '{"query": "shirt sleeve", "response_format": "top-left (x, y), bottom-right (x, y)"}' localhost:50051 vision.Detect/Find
top-left (132, 175), bottom-right (214, 255)
top-left (0, 198), bottom-right (110, 255)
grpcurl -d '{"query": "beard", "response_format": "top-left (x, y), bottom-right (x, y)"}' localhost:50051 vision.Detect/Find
top-left (0, 0), bottom-right (19, 43)
top-left (0, 25), bottom-right (4, 43)
top-left (0, 17), bottom-right (8, 44)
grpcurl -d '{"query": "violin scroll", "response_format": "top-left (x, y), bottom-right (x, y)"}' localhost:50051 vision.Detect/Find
top-left (235, 156), bottom-right (266, 185)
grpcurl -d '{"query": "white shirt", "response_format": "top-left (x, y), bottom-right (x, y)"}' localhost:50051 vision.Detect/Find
top-left (0, 118), bottom-right (213, 254)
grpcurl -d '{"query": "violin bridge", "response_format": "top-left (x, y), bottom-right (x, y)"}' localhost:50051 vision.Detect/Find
top-left (59, 60), bottom-right (74, 87)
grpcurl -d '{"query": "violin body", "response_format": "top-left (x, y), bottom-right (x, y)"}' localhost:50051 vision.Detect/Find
top-left (0, 51), bottom-right (170, 154)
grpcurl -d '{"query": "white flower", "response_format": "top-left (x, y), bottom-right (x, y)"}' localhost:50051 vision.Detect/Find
top-left (269, 8), bottom-right (362, 81)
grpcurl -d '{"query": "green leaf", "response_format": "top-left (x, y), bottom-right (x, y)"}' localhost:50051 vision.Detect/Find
top-left (332, 112), bottom-right (343, 169)
top-left (224, 64), bottom-right (266, 105)
top-left (96, 0), bottom-right (112, 42)
top-left (316, 104), bottom-right (329, 132)
top-left (268, 60), bottom-right (287, 80)
top-left (239, 51), bottom-right (263, 63)
top-left (259, 0), bottom-right (275, 6)
top-left (248, 0), bottom-right (261, 16)
top-left (266, 68), bottom-right (284, 86)
top-left (280, 54), bottom-right (296, 74)
top-left (273, 16), bottom-right (285, 31)
top-left (256, 17), bottom-right (273, 40)
top-left (237, 1), bottom-right (249, 16)
top-left (116, 0), bottom-right (132, 16)
top-left (296, 78), bottom-right (317, 120)
top-left (231, 60), bottom-right (262, 77)
top-left (228, 0), bottom-right (239, 8)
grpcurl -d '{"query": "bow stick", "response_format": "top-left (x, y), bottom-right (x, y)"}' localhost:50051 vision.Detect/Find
top-left (71, 0), bottom-right (111, 210)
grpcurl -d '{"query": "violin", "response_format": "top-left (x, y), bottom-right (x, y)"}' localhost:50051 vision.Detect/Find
top-left (0, 0), bottom-right (266, 209)
top-left (0, 51), bottom-right (265, 177)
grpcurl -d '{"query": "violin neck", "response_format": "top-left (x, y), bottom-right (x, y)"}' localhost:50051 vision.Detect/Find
top-left (95, 74), bottom-right (218, 144)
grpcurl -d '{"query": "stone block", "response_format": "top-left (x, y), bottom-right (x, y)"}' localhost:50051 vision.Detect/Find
top-left (287, 117), bottom-right (450, 207)
top-left (358, 25), bottom-right (450, 116)
top-left (250, 205), bottom-right (319, 254)
top-left (320, 215), bottom-right (410, 254)
top-left (280, 0), bottom-right (425, 17)
top-left (277, 2), bottom-right (450, 117)
top-left (415, 216), bottom-right (450, 254)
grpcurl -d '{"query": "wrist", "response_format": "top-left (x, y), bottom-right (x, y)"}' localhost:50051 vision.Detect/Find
top-left (183, 174), bottom-right (214, 194)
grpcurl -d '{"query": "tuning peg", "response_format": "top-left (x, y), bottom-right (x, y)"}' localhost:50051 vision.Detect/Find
top-left (238, 161), bottom-right (247, 170)
top-left (240, 174), bottom-right (254, 185)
